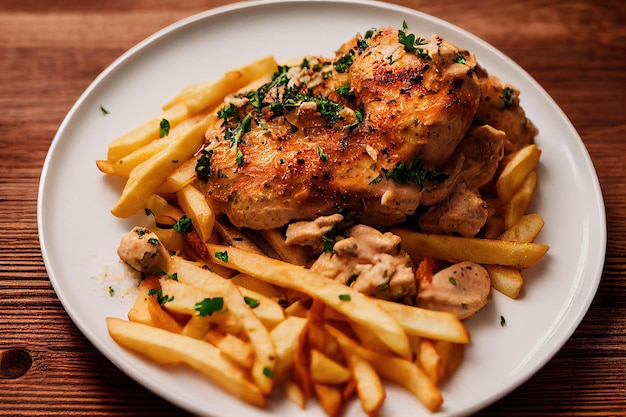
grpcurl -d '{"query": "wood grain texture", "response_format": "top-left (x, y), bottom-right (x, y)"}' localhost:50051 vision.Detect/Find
top-left (1, 0), bottom-right (624, 415)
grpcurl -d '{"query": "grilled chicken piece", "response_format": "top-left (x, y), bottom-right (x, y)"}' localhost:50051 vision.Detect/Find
top-left (117, 227), bottom-right (167, 274)
top-left (310, 225), bottom-right (416, 302)
top-left (197, 25), bottom-right (481, 230)
top-left (416, 260), bottom-right (491, 319)
top-left (474, 66), bottom-right (538, 154)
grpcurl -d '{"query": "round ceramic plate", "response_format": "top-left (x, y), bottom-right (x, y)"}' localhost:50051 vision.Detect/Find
top-left (38, 0), bottom-right (606, 416)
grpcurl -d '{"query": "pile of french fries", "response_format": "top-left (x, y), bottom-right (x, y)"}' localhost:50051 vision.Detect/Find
top-left (98, 55), bottom-right (549, 416)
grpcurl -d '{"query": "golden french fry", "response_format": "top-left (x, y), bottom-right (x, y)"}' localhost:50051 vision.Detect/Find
top-left (327, 325), bottom-right (443, 412)
top-left (106, 318), bottom-right (266, 407)
top-left (376, 299), bottom-right (469, 344)
top-left (158, 277), bottom-right (223, 316)
top-left (204, 329), bottom-right (255, 370)
top-left (259, 228), bottom-right (309, 266)
top-left (236, 286), bottom-right (285, 330)
top-left (96, 159), bottom-right (117, 176)
top-left (391, 228), bottom-right (549, 269)
top-left (127, 276), bottom-right (183, 334)
top-left (270, 316), bottom-right (307, 382)
top-left (496, 144), bottom-right (541, 204)
top-left (107, 103), bottom-right (188, 162)
top-left (504, 171), bottom-right (537, 230)
top-left (176, 184), bottom-right (215, 243)
top-left (485, 264), bottom-right (524, 299)
top-left (313, 383), bottom-right (344, 417)
top-left (213, 217), bottom-right (266, 255)
top-left (111, 115), bottom-right (215, 218)
top-left (145, 194), bottom-right (184, 219)
top-left (349, 321), bottom-right (394, 356)
top-left (166, 255), bottom-right (276, 395)
top-left (499, 213), bottom-right (544, 243)
top-left (310, 348), bottom-right (351, 385)
top-left (162, 56), bottom-right (278, 113)
top-left (416, 339), bottom-right (442, 385)
top-left (347, 352), bottom-right (385, 416)
top-left (156, 157), bottom-right (198, 194)
top-left (110, 136), bottom-right (171, 178)
top-left (285, 380), bottom-right (306, 409)
top-left (433, 340), bottom-right (464, 383)
top-left (231, 273), bottom-right (286, 303)
top-left (206, 244), bottom-right (412, 360)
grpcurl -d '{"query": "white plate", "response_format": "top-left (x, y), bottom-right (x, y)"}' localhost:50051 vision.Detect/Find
top-left (38, 0), bottom-right (606, 415)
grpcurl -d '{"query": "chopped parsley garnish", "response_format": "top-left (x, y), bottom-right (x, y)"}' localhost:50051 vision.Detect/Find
top-left (334, 50), bottom-right (355, 73)
top-left (317, 146), bottom-right (329, 162)
top-left (100, 105), bottom-right (109, 115)
top-left (500, 315), bottom-right (507, 327)
top-left (356, 38), bottom-right (369, 52)
top-left (225, 113), bottom-right (252, 148)
top-left (217, 104), bottom-right (237, 120)
top-left (173, 215), bottom-right (193, 234)
top-left (382, 154), bottom-right (448, 190)
top-left (195, 149), bottom-right (213, 181)
top-left (262, 367), bottom-right (274, 378)
top-left (336, 83), bottom-right (355, 99)
top-left (500, 87), bottom-right (515, 108)
top-left (147, 238), bottom-right (160, 246)
top-left (215, 250), bottom-right (229, 263)
top-left (159, 118), bottom-right (170, 137)
top-left (236, 149), bottom-right (244, 166)
top-left (398, 21), bottom-right (431, 60)
top-left (338, 294), bottom-right (351, 301)
top-left (148, 288), bottom-right (174, 305)
top-left (134, 228), bottom-right (148, 237)
top-left (195, 297), bottom-right (224, 317)
top-left (244, 296), bottom-right (260, 309)
top-left (108, 286), bottom-right (115, 297)
top-left (454, 52), bottom-right (466, 64)
top-left (449, 277), bottom-right (457, 286)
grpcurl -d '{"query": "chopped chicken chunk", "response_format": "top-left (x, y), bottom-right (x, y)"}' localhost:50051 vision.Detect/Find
top-left (311, 225), bottom-right (415, 302)
top-left (285, 213), bottom-right (345, 247)
top-left (415, 261), bottom-right (490, 319)
top-left (117, 226), bottom-right (167, 274)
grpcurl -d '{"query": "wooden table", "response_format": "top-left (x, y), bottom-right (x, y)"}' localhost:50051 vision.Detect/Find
top-left (1, 0), bottom-right (624, 415)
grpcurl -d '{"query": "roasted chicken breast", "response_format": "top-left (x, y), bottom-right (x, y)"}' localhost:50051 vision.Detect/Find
top-left (196, 25), bottom-right (483, 230)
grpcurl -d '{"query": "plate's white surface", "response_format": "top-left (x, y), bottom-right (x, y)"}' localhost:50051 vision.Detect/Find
top-left (38, 0), bottom-right (606, 416)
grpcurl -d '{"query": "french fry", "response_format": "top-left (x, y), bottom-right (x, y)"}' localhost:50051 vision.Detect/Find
top-left (156, 157), bottom-right (198, 194)
top-left (236, 286), bottom-right (285, 330)
top-left (310, 349), bottom-right (351, 384)
top-left (106, 318), bottom-right (266, 407)
top-left (485, 264), bottom-right (524, 299)
top-left (391, 228), bottom-right (549, 269)
top-left (313, 383), bottom-right (344, 417)
top-left (204, 329), bottom-right (255, 370)
top-left (231, 273), bottom-right (287, 303)
top-left (111, 115), bottom-right (216, 218)
top-left (259, 228), bottom-right (310, 266)
top-left (166, 255), bottom-right (276, 395)
top-left (433, 340), bottom-right (464, 383)
top-left (213, 217), bottom-right (266, 255)
top-left (504, 171), bottom-right (537, 230)
top-left (416, 339), bottom-right (442, 385)
top-left (206, 244), bottom-right (412, 360)
top-left (346, 352), bottom-right (385, 416)
top-left (176, 184), bottom-right (215, 243)
top-left (127, 276), bottom-right (183, 334)
top-left (327, 325), bottom-right (443, 412)
top-left (499, 213), bottom-right (544, 243)
top-left (285, 380), bottom-right (306, 409)
top-left (496, 143), bottom-right (541, 204)
top-left (376, 299), bottom-right (469, 344)
top-left (162, 56), bottom-right (278, 113)
top-left (107, 103), bottom-right (189, 162)
top-left (270, 316), bottom-right (307, 382)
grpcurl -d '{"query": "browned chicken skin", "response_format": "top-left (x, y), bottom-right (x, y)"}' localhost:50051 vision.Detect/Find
top-left (197, 25), bottom-right (482, 230)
